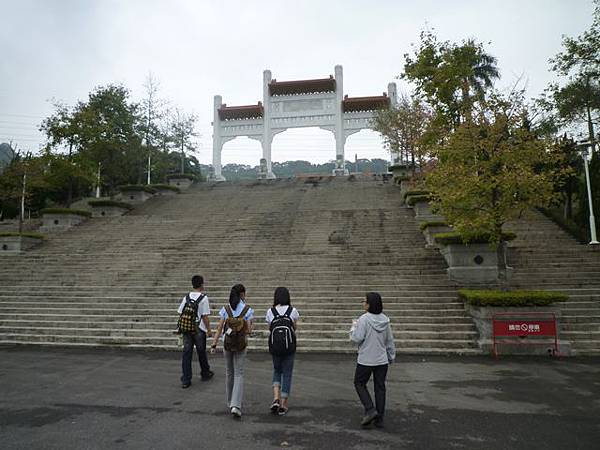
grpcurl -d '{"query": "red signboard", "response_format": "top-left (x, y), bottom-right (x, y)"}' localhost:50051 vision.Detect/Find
top-left (491, 313), bottom-right (559, 358)
top-left (493, 320), bottom-right (557, 337)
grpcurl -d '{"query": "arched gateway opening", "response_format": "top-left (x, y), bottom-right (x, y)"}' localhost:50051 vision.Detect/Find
top-left (211, 65), bottom-right (397, 181)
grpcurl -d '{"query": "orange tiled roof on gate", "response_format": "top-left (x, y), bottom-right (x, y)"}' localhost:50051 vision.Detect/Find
top-left (342, 94), bottom-right (390, 112)
top-left (218, 102), bottom-right (264, 120)
top-left (269, 76), bottom-right (336, 96)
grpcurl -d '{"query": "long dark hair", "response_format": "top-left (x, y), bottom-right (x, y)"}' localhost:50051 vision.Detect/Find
top-left (273, 286), bottom-right (290, 306)
top-left (229, 286), bottom-right (241, 310)
top-left (365, 292), bottom-right (383, 314)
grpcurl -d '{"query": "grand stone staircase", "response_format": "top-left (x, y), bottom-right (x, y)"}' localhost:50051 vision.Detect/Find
top-left (0, 176), bottom-right (480, 354)
top-left (1, 177), bottom-right (599, 355)
top-left (506, 211), bottom-right (600, 355)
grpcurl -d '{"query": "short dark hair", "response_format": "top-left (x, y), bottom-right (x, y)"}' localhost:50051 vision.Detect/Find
top-left (366, 292), bottom-right (383, 314)
top-left (191, 275), bottom-right (204, 289)
top-left (273, 287), bottom-right (290, 306)
top-left (229, 286), bottom-right (241, 310)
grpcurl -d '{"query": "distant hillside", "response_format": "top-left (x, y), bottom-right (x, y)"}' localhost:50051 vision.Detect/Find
top-left (203, 158), bottom-right (389, 180)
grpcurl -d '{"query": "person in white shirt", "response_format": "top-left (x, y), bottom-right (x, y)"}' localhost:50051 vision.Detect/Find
top-left (177, 275), bottom-right (213, 388)
top-left (266, 286), bottom-right (300, 416)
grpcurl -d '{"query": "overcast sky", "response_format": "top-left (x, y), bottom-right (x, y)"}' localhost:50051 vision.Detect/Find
top-left (0, 0), bottom-right (595, 166)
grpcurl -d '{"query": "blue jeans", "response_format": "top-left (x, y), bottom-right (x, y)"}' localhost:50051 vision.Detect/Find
top-left (181, 330), bottom-right (211, 384)
top-left (272, 353), bottom-right (295, 398)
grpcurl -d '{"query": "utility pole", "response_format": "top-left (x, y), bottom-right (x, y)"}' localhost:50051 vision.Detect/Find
top-left (95, 162), bottom-right (101, 198)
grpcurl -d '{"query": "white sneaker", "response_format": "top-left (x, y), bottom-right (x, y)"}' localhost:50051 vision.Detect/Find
top-left (231, 407), bottom-right (242, 418)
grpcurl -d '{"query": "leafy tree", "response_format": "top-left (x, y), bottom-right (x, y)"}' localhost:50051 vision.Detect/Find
top-left (426, 92), bottom-right (561, 276)
top-left (169, 109), bottom-right (199, 175)
top-left (373, 94), bottom-right (432, 173)
top-left (0, 153), bottom-right (48, 230)
top-left (403, 30), bottom-right (499, 129)
top-left (74, 84), bottom-right (144, 192)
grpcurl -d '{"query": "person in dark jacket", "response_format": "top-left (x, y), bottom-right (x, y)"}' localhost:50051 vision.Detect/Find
top-left (350, 292), bottom-right (396, 428)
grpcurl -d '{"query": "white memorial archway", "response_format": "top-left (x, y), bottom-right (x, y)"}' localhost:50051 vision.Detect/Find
top-left (212, 65), bottom-right (397, 181)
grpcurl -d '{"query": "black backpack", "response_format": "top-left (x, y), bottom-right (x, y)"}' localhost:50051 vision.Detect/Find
top-left (268, 306), bottom-right (296, 355)
top-left (177, 294), bottom-right (206, 333)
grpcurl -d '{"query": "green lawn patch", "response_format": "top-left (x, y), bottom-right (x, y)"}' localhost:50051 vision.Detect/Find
top-left (40, 208), bottom-right (92, 218)
top-left (458, 289), bottom-right (568, 307)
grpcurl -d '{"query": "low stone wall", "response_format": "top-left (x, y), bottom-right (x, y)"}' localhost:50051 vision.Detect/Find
top-left (466, 304), bottom-right (572, 356)
top-left (121, 190), bottom-right (154, 204)
top-left (0, 236), bottom-right (43, 254)
top-left (168, 178), bottom-right (193, 189)
top-left (40, 213), bottom-right (87, 232)
top-left (413, 201), bottom-right (445, 223)
top-left (90, 205), bottom-right (130, 218)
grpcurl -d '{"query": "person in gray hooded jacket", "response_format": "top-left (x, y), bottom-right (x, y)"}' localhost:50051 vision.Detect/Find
top-left (350, 292), bottom-right (396, 428)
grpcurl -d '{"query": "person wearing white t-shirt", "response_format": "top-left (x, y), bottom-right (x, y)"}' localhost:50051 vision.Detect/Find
top-left (266, 286), bottom-right (300, 416)
top-left (178, 275), bottom-right (213, 388)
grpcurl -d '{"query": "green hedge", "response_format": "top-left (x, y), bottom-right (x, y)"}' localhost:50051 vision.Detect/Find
top-left (118, 185), bottom-right (157, 194)
top-left (166, 173), bottom-right (196, 181)
top-left (150, 184), bottom-right (181, 192)
top-left (88, 200), bottom-right (134, 210)
top-left (419, 221), bottom-right (449, 231)
top-left (40, 208), bottom-right (92, 218)
top-left (389, 164), bottom-right (409, 171)
top-left (406, 194), bottom-right (432, 206)
top-left (0, 232), bottom-right (45, 239)
top-left (403, 189), bottom-right (430, 200)
top-left (434, 231), bottom-right (516, 245)
top-left (458, 289), bottom-right (568, 307)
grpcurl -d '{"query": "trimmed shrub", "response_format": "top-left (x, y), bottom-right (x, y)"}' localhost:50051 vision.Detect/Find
top-left (166, 173), bottom-right (196, 181)
top-left (458, 289), bottom-right (568, 307)
top-left (434, 231), bottom-right (516, 245)
top-left (40, 208), bottom-right (92, 218)
top-left (118, 185), bottom-right (157, 194)
top-left (0, 232), bottom-right (45, 239)
top-left (419, 221), bottom-right (449, 231)
top-left (88, 200), bottom-right (134, 210)
top-left (403, 189), bottom-right (430, 200)
top-left (406, 194), bottom-right (432, 206)
top-left (150, 184), bottom-right (181, 192)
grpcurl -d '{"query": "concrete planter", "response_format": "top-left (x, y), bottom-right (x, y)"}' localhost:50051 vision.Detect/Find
top-left (422, 225), bottom-right (453, 248)
top-left (412, 200), bottom-right (445, 224)
top-left (0, 235), bottom-right (43, 254)
top-left (439, 242), bottom-right (511, 284)
top-left (40, 212), bottom-right (88, 232)
top-left (120, 189), bottom-right (154, 204)
top-left (90, 205), bottom-right (131, 218)
top-left (167, 177), bottom-right (193, 189)
top-left (466, 304), bottom-right (572, 356)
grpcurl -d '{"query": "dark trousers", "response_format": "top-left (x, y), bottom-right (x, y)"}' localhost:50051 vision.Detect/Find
top-left (354, 363), bottom-right (388, 418)
top-left (181, 330), bottom-right (210, 384)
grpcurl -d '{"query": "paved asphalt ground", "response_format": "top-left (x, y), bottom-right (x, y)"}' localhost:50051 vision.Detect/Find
top-left (0, 347), bottom-right (599, 450)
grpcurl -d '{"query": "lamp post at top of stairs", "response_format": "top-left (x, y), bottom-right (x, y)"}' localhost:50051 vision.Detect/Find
top-left (578, 140), bottom-right (599, 245)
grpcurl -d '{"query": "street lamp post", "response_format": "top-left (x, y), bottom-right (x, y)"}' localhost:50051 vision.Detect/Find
top-left (579, 141), bottom-right (599, 245)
